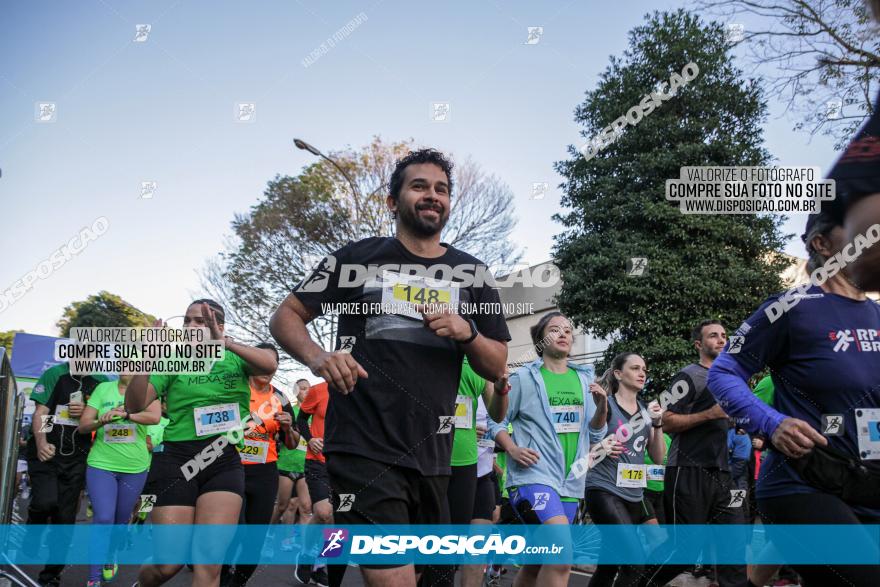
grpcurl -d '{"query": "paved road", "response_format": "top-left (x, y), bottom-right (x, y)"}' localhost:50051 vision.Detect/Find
top-left (5, 497), bottom-right (728, 587)
top-left (11, 564), bottom-right (720, 587)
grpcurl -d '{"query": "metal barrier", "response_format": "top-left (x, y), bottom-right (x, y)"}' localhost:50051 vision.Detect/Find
top-left (0, 347), bottom-right (22, 525)
top-left (0, 347), bottom-right (38, 587)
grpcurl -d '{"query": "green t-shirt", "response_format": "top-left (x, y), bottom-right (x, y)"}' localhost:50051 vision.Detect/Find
top-left (645, 433), bottom-right (672, 492)
top-left (496, 450), bottom-right (508, 499)
top-left (753, 375), bottom-right (775, 407)
top-left (149, 350), bottom-right (250, 442)
top-left (451, 359), bottom-right (486, 467)
top-left (146, 417), bottom-right (170, 450)
top-left (86, 381), bottom-right (151, 474)
top-left (278, 405), bottom-right (306, 473)
top-left (541, 367), bottom-right (583, 503)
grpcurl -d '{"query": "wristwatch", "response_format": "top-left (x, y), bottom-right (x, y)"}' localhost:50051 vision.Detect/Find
top-left (458, 318), bottom-right (479, 345)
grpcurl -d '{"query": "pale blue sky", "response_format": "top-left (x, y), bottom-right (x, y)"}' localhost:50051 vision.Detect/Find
top-left (0, 0), bottom-right (840, 336)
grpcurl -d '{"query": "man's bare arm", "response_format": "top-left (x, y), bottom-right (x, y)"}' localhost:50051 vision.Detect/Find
top-left (662, 403), bottom-right (726, 435)
top-left (270, 294), bottom-right (367, 394)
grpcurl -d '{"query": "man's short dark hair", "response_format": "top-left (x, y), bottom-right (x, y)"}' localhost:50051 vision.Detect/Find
top-left (295, 378), bottom-right (309, 386)
top-left (691, 319), bottom-right (723, 343)
top-left (389, 148), bottom-right (454, 202)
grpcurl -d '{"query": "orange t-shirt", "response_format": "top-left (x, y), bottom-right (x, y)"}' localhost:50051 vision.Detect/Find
top-left (241, 384), bottom-right (283, 465)
top-left (300, 381), bottom-right (328, 463)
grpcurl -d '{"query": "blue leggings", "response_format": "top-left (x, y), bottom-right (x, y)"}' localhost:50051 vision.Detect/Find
top-left (85, 466), bottom-right (148, 582)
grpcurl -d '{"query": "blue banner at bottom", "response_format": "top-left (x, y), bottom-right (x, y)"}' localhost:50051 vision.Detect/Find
top-left (1, 524), bottom-right (878, 565)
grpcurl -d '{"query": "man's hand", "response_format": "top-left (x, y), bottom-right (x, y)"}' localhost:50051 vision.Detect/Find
top-left (37, 441), bottom-right (56, 462)
top-left (752, 437), bottom-right (765, 450)
top-left (476, 423), bottom-right (488, 440)
top-left (589, 382), bottom-right (608, 410)
top-left (68, 403), bottom-right (85, 419)
top-left (200, 303), bottom-right (224, 341)
top-left (275, 412), bottom-right (293, 429)
top-left (308, 351), bottom-right (368, 394)
top-left (308, 437), bottom-right (324, 455)
top-left (417, 304), bottom-right (471, 342)
top-left (706, 404), bottom-right (727, 421)
top-left (508, 446), bottom-right (540, 467)
top-left (494, 369), bottom-right (510, 394)
top-left (771, 417), bottom-right (828, 458)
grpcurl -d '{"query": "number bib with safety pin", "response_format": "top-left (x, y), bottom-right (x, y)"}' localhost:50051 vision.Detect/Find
top-left (104, 422), bottom-right (137, 444)
top-left (454, 395), bottom-right (474, 429)
top-left (855, 408), bottom-right (880, 460)
top-left (194, 403), bottom-right (241, 437)
top-left (551, 405), bottom-right (583, 434)
top-left (54, 404), bottom-right (77, 427)
top-left (616, 463), bottom-right (647, 488)
top-left (381, 271), bottom-right (460, 320)
top-left (238, 439), bottom-right (269, 464)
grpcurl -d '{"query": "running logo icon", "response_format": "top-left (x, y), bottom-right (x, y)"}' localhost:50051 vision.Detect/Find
top-left (727, 336), bottom-right (745, 354)
top-left (533, 492), bottom-right (550, 511)
top-left (337, 494), bottom-right (355, 512)
top-left (138, 494), bottom-right (157, 513)
top-left (626, 257), bottom-right (648, 277)
top-left (298, 255), bottom-right (336, 293)
top-left (338, 336), bottom-right (356, 354)
top-left (319, 529), bottom-right (348, 558)
top-left (822, 414), bottom-right (844, 436)
top-left (525, 26), bottom-right (544, 45)
top-left (39, 415), bottom-right (54, 432)
top-left (437, 416), bottom-right (455, 434)
top-left (727, 490), bottom-right (746, 508)
top-left (831, 329), bottom-right (855, 352)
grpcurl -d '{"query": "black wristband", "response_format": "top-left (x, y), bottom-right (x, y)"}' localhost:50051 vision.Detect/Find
top-left (458, 319), bottom-right (479, 345)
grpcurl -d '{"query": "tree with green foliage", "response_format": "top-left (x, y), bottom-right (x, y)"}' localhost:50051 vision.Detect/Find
top-left (554, 9), bottom-right (791, 394)
top-left (0, 330), bottom-right (22, 355)
top-left (202, 136), bottom-right (522, 356)
top-left (57, 291), bottom-right (156, 337)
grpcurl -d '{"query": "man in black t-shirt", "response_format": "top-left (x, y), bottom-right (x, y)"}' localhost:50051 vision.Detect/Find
top-left (643, 320), bottom-right (747, 587)
top-left (26, 361), bottom-right (107, 587)
top-left (271, 148), bottom-right (510, 586)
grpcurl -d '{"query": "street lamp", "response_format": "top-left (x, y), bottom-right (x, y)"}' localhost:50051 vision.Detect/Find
top-left (293, 138), bottom-right (362, 228)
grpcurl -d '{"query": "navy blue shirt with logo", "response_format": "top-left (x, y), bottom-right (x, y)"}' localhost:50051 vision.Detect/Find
top-left (708, 285), bottom-right (880, 516)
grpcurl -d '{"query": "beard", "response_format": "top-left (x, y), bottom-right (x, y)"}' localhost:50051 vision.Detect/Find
top-left (398, 201), bottom-right (448, 237)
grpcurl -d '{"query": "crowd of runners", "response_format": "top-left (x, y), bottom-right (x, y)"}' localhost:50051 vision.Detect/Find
top-left (11, 74), bottom-right (880, 587)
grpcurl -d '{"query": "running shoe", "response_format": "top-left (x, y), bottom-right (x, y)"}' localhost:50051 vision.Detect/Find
top-left (293, 553), bottom-right (311, 585)
top-left (102, 564), bottom-right (118, 582)
top-left (311, 566), bottom-right (329, 587)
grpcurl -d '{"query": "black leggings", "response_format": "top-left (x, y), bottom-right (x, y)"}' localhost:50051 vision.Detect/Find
top-left (586, 489), bottom-right (654, 587)
top-left (222, 462), bottom-right (279, 587)
top-left (26, 456), bottom-right (87, 584)
top-left (758, 492), bottom-right (880, 587)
